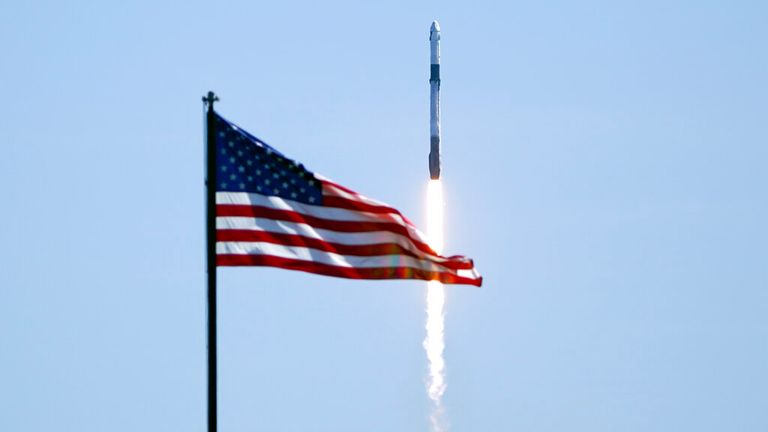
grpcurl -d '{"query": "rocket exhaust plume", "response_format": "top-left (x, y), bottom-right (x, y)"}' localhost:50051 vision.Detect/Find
top-left (425, 179), bottom-right (447, 432)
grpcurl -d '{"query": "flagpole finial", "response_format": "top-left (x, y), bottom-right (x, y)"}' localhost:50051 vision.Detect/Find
top-left (203, 91), bottom-right (219, 109)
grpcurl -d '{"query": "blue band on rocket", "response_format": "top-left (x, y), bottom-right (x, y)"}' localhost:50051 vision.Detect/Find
top-left (430, 64), bottom-right (440, 82)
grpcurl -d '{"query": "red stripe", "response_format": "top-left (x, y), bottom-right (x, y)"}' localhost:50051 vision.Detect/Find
top-left (322, 181), bottom-right (417, 227)
top-left (216, 204), bottom-right (437, 256)
top-left (322, 179), bottom-right (363, 196)
top-left (216, 230), bottom-right (474, 270)
top-left (322, 195), bottom-right (400, 215)
top-left (217, 254), bottom-right (483, 287)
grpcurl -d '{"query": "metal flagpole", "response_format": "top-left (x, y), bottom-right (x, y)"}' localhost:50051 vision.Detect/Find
top-left (203, 90), bottom-right (219, 432)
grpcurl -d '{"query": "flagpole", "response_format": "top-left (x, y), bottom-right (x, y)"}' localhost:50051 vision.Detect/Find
top-left (203, 90), bottom-right (219, 432)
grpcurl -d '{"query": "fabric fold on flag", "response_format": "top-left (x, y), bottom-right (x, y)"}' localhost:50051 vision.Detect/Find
top-left (213, 113), bottom-right (482, 287)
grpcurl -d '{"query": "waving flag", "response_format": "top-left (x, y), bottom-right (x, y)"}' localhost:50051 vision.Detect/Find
top-left (213, 113), bottom-right (482, 286)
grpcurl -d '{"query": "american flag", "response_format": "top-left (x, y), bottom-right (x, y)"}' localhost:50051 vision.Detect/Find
top-left (213, 113), bottom-right (482, 287)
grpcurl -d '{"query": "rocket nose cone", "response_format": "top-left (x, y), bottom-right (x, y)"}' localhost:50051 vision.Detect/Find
top-left (430, 20), bottom-right (441, 40)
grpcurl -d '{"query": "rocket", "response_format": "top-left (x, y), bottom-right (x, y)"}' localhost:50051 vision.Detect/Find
top-left (428, 21), bottom-right (442, 180)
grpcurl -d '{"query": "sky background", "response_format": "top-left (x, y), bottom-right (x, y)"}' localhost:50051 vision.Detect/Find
top-left (2, 1), bottom-right (767, 431)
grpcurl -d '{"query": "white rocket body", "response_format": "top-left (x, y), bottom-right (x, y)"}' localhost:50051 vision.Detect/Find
top-left (429, 21), bottom-right (441, 180)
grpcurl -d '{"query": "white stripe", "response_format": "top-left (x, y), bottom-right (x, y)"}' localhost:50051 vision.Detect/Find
top-left (321, 179), bottom-right (393, 209)
top-left (216, 191), bottom-right (430, 245)
top-left (217, 216), bottom-right (462, 265)
top-left (317, 175), bottom-right (411, 219)
top-left (320, 180), bottom-right (421, 230)
top-left (216, 191), bottom-right (412, 226)
top-left (457, 268), bottom-right (480, 279)
top-left (217, 242), bottom-right (480, 279)
top-left (218, 216), bottom-right (397, 245)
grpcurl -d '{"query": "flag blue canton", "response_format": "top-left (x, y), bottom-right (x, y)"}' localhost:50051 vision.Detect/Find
top-left (214, 114), bottom-right (323, 205)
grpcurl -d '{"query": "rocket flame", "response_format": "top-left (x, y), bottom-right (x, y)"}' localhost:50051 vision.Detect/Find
top-left (425, 180), bottom-right (447, 432)
top-left (426, 180), bottom-right (444, 253)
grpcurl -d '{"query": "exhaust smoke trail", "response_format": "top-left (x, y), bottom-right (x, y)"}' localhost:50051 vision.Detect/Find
top-left (425, 180), bottom-right (447, 432)
top-left (425, 280), bottom-right (446, 431)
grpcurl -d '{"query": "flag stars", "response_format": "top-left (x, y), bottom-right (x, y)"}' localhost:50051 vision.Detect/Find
top-left (215, 120), bottom-right (322, 204)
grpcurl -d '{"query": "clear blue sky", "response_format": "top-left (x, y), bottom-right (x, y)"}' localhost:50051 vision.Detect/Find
top-left (1, 1), bottom-right (767, 431)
